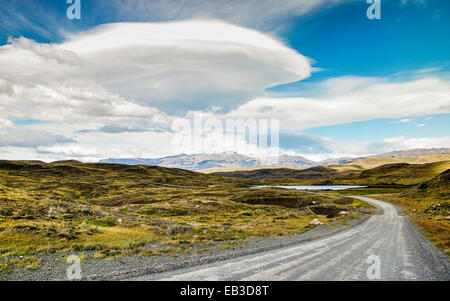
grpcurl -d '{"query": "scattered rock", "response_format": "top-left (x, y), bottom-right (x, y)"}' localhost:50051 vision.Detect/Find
top-left (48, 206), bottom-right (67, 218)
top-left (308, 218), bottom-right (323, 226)
top-left (338, 211), bottom-right (348, 216)
top-left (117, 219), bottom-right (123, 224)
top-left (166, 225), bottom-right (192, 236)
top-left (332, 197), bottom-right (354, 205)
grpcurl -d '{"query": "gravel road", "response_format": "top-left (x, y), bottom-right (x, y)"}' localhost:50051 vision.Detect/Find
top-left (128, 196), bottom-right (449, 281)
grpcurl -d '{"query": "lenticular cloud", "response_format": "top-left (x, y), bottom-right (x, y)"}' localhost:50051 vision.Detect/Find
top-left (59, 20), bottom-right (311, 113)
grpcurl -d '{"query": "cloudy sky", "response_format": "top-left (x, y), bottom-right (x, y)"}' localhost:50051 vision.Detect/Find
top-left (0, 0), bottom-right (449, 162)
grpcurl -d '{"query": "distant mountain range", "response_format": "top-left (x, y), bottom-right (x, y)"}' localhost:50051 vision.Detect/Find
top-left (100, 148), bottom-right (450, 171)
top-left (370, 148), bottom-right (450, 158)
top-left (101, 152), bottom-right (315, 171)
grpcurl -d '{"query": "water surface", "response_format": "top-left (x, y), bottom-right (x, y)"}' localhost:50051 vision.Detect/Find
top-left (253, 185), bottom-right (367, 191)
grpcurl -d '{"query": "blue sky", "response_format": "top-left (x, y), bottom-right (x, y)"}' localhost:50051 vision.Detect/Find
top-left (3, 0), bottom-right (448, 76)
top-left (304, 114), bottom-right (450, 142)
top-left (0, 0), bottom-right (449, 161)
top-left (284, 0), bottom-right (450, 79)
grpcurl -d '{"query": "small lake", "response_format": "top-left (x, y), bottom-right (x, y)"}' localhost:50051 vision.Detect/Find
top-left (253, 185), bottom-right (367, 191)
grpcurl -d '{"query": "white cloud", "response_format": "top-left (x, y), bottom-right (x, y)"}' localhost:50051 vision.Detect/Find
top-left (392, 118), bottom-right (413, 123)
top-left (0, 21), bottom-right (311, 116)
top-left (0, 128), bottom-right (74, 148)
top-left (0, 77), bottom-right (170, 124)
top-left (0, 37), bottom-right (144, 123)
top-left (35, 131), bottom-right (177, 162)
top-left (59, 21), bottom-right (311, 113)
top-left (0, 117), bottom-right (13, 129)
top-left (2, 81), bottom-right (169, 125)
top-left (0, 37), bottom-right (82, 83)
top-left (339, 136), bottom-right (450, 156)
top-left (279, 132), bottom-right (335, 154)
top-left (208, 76), bottom-right (450, 130)
top-left (76, 125), bottom-right (149, 134)
top-left (281, 135), bottom-right (450, 159)
top-left (318, 76), bottom-right (384, 96)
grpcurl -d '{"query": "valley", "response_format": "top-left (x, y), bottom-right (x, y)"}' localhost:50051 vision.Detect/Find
top-left (0, 156), bottom-right (448, 279)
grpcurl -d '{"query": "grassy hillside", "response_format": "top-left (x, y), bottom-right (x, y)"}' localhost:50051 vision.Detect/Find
top-left (343, 154), bottom-right (450, 169)
top-left (331, 161), bottom-right (450, 185)
top-left (214, 160), bottom-right (450, 186)
top-left (403, 169), bottom-right (450, 199)
top-left (213, 166), bottom-right (338, 181)
top-left (0, 160), bottom-right (364, 262)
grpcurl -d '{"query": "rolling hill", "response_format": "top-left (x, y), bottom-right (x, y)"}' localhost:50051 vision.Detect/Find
top-left (0, 160), bottom-right (359, 258)
top-left (403, 169), bottom-right (450, 199)
top-left (213, 160), bottom-right (450, 186)
top-left (213, 166), bottom-right (339, 181)
top-left (342, 154), bottom-right (450, 169)
top-left (333, 161), bottom-right (450, 185)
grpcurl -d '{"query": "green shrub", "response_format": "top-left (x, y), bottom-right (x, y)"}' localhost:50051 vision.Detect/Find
top-left (0, 261), bottom-right (12, 274)
top-left (0, 207), bottom-right (13, 216)
top-left (11, 257), bottom-right (42, 270)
